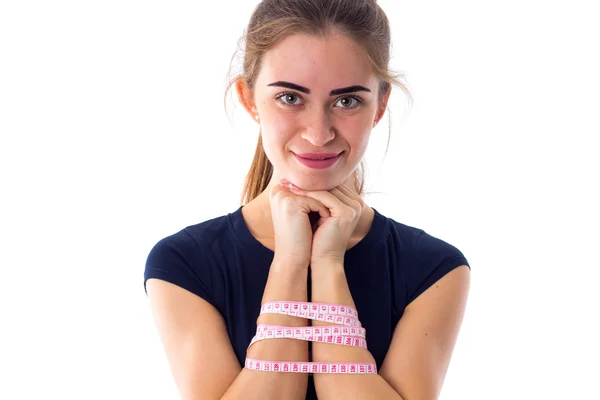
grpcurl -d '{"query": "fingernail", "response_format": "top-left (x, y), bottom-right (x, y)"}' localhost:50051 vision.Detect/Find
top-left (279, 178), bottom-right (290, 188)
top-left (280, 177), bottom-right (299, 190)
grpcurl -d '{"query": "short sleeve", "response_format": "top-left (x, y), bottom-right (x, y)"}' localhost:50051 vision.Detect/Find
top-left (143, 229), bottom-right (216, 307)
top-left (407, 230), bottom-right (470, 304)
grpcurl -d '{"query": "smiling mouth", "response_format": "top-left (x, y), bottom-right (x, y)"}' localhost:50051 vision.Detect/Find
top-left (302, 156), bottom-right (336, 160)
top-left (293, 152), bottom-right (343, 169)
top-left (294, 152), bottom-right (342, 160)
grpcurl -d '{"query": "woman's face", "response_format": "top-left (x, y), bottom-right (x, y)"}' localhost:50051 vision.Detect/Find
top-left (244, 30), bottom-right (389, 191)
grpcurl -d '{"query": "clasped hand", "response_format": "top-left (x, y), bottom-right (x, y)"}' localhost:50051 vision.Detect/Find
top-left (274, 178), bottom-right (365, 266)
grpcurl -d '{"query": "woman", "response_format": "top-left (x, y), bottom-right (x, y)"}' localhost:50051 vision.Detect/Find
top-left (144, 0), bottom-right (471, 399)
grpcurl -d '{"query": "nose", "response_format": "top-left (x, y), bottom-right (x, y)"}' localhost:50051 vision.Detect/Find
top-left (300, 109), bottom-right (335, 147)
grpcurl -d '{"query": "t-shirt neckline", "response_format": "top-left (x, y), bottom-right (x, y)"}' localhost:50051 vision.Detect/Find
top-left (228, 205), bottom-right (388, 261)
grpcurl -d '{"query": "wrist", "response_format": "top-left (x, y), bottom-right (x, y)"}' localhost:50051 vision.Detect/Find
top-left (310, 258), bottom-right (344, 271)
top-left (256, 312), bottom-right (307, 327)
top-left (310, 264), bottom-right (346, 288)
top-left (272, 254), bottom-right (309, 271)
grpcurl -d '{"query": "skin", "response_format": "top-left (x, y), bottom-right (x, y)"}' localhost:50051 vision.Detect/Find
top-left (146, 28), bottom-right (470, 400)
top-left (235, 30), bottom-right (470, 400)
top-left (236, 30), bottom-right (391, 247)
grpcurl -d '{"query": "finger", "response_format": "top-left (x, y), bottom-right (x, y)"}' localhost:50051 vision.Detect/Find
top-left (268, 183), bottom-right (290, 202)
top-left (335, 182), bottom-right (360, 200)
top-left (335, 183), bottom-right (366, 209)
top-left (336, 183), bottom-right (365, 205)
top-left (296, 194), bottom-right (331, 218)
top-left (275, 183), bottom-right (331, 218)
top-left (330, 187), bottom-right (364, 212)
top-left (290, 187), bottom-right (346, 217)
top-left (329, 188), bottom-right (357, 208)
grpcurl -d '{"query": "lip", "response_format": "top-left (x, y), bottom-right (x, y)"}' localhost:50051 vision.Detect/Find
top-left (293, 152), bottom-right (343, 169)
top-left (295, 153), bottom-right (341, 159)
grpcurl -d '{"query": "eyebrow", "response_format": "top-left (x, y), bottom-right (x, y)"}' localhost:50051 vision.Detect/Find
top-left (267, 81), bottom-right (371, 96)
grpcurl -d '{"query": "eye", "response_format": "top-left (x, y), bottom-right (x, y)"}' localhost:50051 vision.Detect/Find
top-left (335, 96), bottom-right (362, 109)
top-left (276, 92), bottom-right (304, 107)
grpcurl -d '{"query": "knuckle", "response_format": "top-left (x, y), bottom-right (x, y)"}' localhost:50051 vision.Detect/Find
top-left (281, 195), bottom-right (295, 208)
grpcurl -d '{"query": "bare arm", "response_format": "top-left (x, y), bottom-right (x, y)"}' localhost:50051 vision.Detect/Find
top-left (310, 262), bottom-right (470, 400)
top-left (146, 256), bottom-right (308, 400)
top-left (309, 263), bottom-right (403, 400)
top-left (221, 256), bottom-right (309, 399)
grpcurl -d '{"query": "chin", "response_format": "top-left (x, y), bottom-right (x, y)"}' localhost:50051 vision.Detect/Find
top-left (289, 175), bottom-right (341, 191)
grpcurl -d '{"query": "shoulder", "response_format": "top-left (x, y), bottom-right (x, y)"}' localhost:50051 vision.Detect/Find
top-left (374, 209), bottom-right (470, 304)
top-left (183, 211), bottom-right (236, 250)
top-left (380, 212), bottom-right (425, 247)
top-left (143, 209), bottom-right (240, 305)
top-left (147, 211), bottom-right (232, 261)
top-left (377, 210), bottom-right (468, 265)
top-left (372, 209), bottom-right (431, 256)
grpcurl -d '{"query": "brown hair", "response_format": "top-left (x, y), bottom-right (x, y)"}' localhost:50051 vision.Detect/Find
top-left (224, 0), bottom-right (412, 205)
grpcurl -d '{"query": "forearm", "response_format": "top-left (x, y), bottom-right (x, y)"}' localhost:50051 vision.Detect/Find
top-left (311, 263), bottom-right (403, 400)
top-left (221, 258), bottom-right (308, 400)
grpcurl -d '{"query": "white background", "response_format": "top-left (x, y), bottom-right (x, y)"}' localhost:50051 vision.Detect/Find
top-left (1, 0), bottom-right (598, 398)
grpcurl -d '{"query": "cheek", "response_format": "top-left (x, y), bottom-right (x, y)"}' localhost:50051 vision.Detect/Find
top-left (339, 118), bottom-right (372, 147)
top-left (261, 112), bottom-right (297, 143)
top-left (260, 114), bottom-right (297, 158)
top-left (267, 111), bottom-right (298, 134)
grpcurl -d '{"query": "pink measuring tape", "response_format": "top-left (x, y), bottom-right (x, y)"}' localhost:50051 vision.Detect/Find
top-left (244, 301), bottom-right (377, 374)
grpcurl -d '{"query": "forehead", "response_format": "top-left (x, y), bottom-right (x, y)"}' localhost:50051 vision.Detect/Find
top-left (258, 31), bottom-right (377, 90)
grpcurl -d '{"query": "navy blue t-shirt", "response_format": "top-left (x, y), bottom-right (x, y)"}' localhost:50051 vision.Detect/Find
top-left (144, 206), bottom-right (470, 399)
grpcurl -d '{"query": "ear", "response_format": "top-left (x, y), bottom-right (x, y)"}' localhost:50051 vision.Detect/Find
top-left (235, 78), bottom-right (257, 118)
top-left (374, 85), bottom-right (392, 126)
